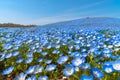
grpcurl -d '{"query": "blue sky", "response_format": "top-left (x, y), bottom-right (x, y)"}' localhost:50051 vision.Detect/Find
top-left (0, 0), bottom-right (120, 25)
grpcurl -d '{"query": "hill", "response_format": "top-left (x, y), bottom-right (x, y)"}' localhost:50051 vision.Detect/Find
top-left (43, 17), bottom-right (120, 28)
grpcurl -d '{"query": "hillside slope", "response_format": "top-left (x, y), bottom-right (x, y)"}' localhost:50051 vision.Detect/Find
top-left (43, 17), bottom-right (120, 28)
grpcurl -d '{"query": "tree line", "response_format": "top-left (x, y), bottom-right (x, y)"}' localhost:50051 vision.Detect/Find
top-left (0, 23), bottom-right (36, 27)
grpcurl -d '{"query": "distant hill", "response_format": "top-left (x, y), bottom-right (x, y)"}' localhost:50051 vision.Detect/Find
top-left (43, 17), bottom-right (120, 28)
top-left (0, 23), bottom-right (36, 27)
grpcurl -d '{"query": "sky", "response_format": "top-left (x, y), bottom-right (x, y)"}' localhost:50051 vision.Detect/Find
top-left (0, 0), bottom-right (120, 25)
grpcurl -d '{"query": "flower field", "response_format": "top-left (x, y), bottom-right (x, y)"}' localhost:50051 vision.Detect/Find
top-left (0, 27), bottom-right (120, 80)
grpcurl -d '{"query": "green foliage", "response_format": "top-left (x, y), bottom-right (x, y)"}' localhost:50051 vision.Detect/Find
top-left (0, 23), bottom-right (36, 27)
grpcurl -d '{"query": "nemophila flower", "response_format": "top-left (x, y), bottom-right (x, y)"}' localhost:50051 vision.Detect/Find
top-left (86, 43), bottom-right (91, 47)
top-left (102, 48), bottom-right (112, 54)
top-left (108, 45), bottom-right (113, 48)
top-left (74, 66), bottom-right (79, 72)
top-left (103, 61), bottom-right (113, 66)
top-left (26, 52), bottom-right (33, 57)
top-left (2, 66), bottom-right (14, 75)
top-left (34, 65), bottom-right (43, 74)
top-left (57, 56), bottom-right (68, 64)
top-left (68, 45), bottom-right (73, 50)
top-left (114, 48), bottom-right (120, 51)
top-left (45, 64), bottom-right (56, 71)
top-left (70, 52), bottom-right (80, 58)
top-left (63, 64), bottom-right (75, 76)
top-left (111, 55), bottom-right (119, 59)
top-left (91, 67), bottom-right (104, 79)
top-left (103, 64), bottom-right (114, 73)
top-left (74, 39), bottom-right (80, 44)
top-left (35, 44), bottom-right (40, 49)
top-left (80, 63), bottom-right (90, 70)
top-left (36, 49), bottom-right (42, 53)
top-left (41, 52), bottom-right (48, 56)
top-left (45, 59), bottom-right (52, 64)
top-left (37, 58), bottom-right (44, 63)
top-left (13, 45), bottom-right (19, 50)
top-left (61, 42), bottom-right (67, 46)
top-left (12, 51), bottom-right (19, 56)
top-left (102, 53), bottom-right (112, 58)
top-left (68, 51), bottom-right (72, 54)
top-left (81, 48), bottom-right (87, 52)
top-left (80, 75), bottom-right (93, 80)
top-left (112, 60), bottom-right (120, 71)
top-left (45, 43), bottom-right (52, 49)
top-left (3, 43), bottom-right (12, 50)
top-left (30, 45), bottom-right (36, 50)
top-left (81, 52), bottom-right (88, 57)
top-left (14, 72), bottom-right (27, 80)
top-left (74, 45), bottom-right (80, 50)
top-left (114, 42), bottom-right (120, 47)
top-left (93, 51), bottom-right (101, 57)
top-left (38, 76), bottom-right (48, 80)
top-left (16, 58), bottom-right (24, 63)
top-left (71, 57), bottom-right (85, 66)
top-left (26, 66), bottom-right (35, 74)
top-left (55, 44), bottom-right (60, 49)
top-left (25, 57), bottom-right (33, 64)
top-left (0, 53), bottom-right (5, 61)
top-left (26, 75), bottom-right (37, 80)
top-left (5, 53), bottom-right (12, 59)
top-left (52, 50), bottom-right (60, 54)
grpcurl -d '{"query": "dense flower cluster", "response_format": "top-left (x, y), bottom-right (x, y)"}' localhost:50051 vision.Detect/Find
top-left (0, 27), bottom-right (120, 80)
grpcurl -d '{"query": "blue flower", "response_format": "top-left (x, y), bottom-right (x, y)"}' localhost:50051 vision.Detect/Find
top-left (52, 50), bottom-right (60, 54)
top-left (104, 61), bottom-right (113, 66)
top-left (80, 75), bottom-right (93, 80)
top-left (102, 53), bottom-right (112, 58)
top-left (70, 52), bottom-right (80, 58)
top-left (16, 58), bottom-right (24, 63)
top-left (45, 64), bottom-right (56, 71)
top-left (26, 75), bottom-right (37, 80)
top-left (103, 64), bottom-right (114, 73)
top-left (34, 65), bottom-right (43, 74)
top-left (55, 44), bottom-right (60, 49)
top-left (14, 72), bottom-right (27, 80)
top-left (91, 67), bottom-right (104, 79)
top-left (80, 63), bottom-right (90, 70)
top-left (38, 76), bottom-right (48, 80)
top-left (41, 52), bottom-right (48, 56)
top-left (63, 64), bottom-right (75, 76)
top-left (0, 53), bottom-right (5, 61)
top-left (74, 39), bottom-right (80, 44)
top-left (3, 43), bottom-right (12, 50)
top-left (2, 66), bottom-right (14, 75)
top-left (26, 66), bottom-right (35, 74)
top-left (112, 60), bottom-right (120, 71)
top-left (71, 57), bottom-right (85, 66)
top-left (5, 53), bottom-right (12, 59)
top-left (12, 51), bottom-right (19, 57)
top-left (45, 59), bottom-right (52, 64)
top-left (45, 43), bottom-right (52, 49)
top-left (57, 56), bottom-right (68, 64)
top-left (102, 48), bottom-right (112, 54)
top-left (26, 52), bottom-right (33, 57)
top-left (25, 57), bottom-right (33, 64)
top-left (37, 58), bottom-right (44, 63)
top-left (74, 67), bottom-right (79, 72)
